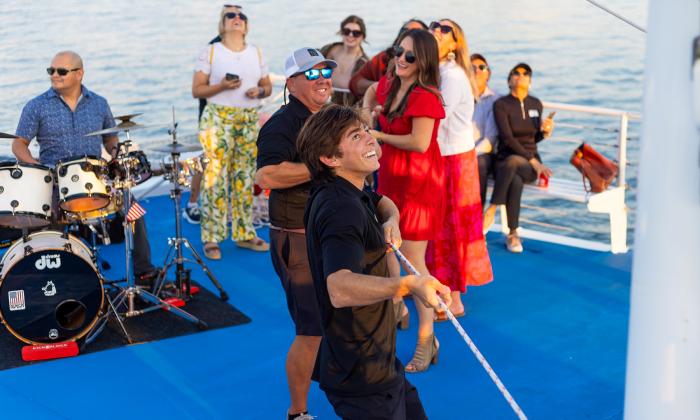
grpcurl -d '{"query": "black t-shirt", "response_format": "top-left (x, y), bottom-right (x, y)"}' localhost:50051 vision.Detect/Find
top-left (493, 94), bottom-right (545, 160)
top-left (256, 95), bottom-right (312, 229)
top-left (304, 176), bottom-right (402, 396)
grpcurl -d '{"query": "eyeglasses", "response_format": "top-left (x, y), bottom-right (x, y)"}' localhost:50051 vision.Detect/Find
top-left (224, 12), bottom-right (247, 21)
top-left (429, 21), bottom-right (455, 37)
top-left (510, 70), bottom-right (531, 77)
top-left (472, 64), bottom-right (489, 72)
top-left (391, 46), bottom-right (416, 64)
top-left (46, 67), bottom-right (81, 76)
top-left (342, 28), bottom-right (363, 38)
top-left (301, 67), bottom-right (333, 81)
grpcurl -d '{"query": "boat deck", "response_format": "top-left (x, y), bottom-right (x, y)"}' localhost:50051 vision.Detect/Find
top-left (0, 193), bottom-right (631, 419)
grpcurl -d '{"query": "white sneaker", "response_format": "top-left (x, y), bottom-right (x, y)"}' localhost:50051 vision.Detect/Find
top-left (182, 204), bottom-right (201, 224)
top-left (506, 233), bottom-right (523, 253)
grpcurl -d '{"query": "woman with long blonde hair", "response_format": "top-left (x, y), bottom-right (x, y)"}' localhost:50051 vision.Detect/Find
top-left (426, 19), bottom-right (493, 325)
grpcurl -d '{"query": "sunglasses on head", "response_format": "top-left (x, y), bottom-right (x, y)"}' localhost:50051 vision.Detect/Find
top-left (300, 67), bottom-right (333, 81)
top-left (391, 46), bottom-right (416, 64)
top-left (224, 12), bottom-right (247, 21)
top-left (46, 67), bottom-right (81, 76)
top-left (472, 64), bottom-right (488, 72)
top-left (342, 28), bottom-right (363, 38)
top-left (429, 21), bottom-right (454, 36)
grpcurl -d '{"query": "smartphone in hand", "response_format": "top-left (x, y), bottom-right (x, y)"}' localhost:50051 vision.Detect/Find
top-left (225, 73), bottom-right (239, 81)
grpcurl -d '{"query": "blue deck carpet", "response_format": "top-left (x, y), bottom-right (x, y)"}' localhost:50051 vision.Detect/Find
top-left (0, 194), bottom-right (631, 419)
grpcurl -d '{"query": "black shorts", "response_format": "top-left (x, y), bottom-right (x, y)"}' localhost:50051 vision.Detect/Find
top-left (325, 377), bottom-right (427, 420)
top-left (269, 229), bottom-right (322, 336)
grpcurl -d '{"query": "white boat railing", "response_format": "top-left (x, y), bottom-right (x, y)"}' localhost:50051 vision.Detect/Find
top-left (259, 74), bottom-right (642, 253)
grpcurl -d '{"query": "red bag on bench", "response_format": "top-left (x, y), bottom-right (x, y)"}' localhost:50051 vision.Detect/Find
top-left (569, 143), bottom-right (618, 193)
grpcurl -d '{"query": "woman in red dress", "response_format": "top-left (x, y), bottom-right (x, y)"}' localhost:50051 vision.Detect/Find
top-left (426, 19), bottom-right (493, 319)
top-left (364, 29), bottom-right (446, 373)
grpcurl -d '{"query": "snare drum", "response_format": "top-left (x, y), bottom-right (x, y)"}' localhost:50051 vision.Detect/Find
top-left (0, 230), bottom-right (104, 344)
top-left (63, 190), bottom-right (123, 223)
top-left (0, 161), bottom-right (53, 228)
top-left (56, 156), bottom-right (111, 213)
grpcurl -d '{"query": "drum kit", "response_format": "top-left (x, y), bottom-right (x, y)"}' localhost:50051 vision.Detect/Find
top-left (0, 113), bottom-right (226, 352)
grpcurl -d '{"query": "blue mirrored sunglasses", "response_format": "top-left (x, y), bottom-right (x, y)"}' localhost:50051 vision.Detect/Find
top-left (302, 67), bottom-right (333, 81)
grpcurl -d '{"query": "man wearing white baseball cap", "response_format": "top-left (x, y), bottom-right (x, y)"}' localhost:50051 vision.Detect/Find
top-left (255, 47), bottom-right (335, 420)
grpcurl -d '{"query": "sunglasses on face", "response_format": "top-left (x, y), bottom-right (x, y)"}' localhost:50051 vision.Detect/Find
top-left (429, 21), bottom-right (455, 36)
top-left (391, 46), bottom-right (416, 64)
top-left (472, 64), bottom-right (488, 72)
top-left (46, 67), bottom-right (81, 76)
top-left (301, 67), bottom-right (333, 81)
top-left (510, 70), bottom-right (531, 77)
top-left (224, 12), bottom-right (247, 21)
top-left (342, 28), bottom-right (363, 38)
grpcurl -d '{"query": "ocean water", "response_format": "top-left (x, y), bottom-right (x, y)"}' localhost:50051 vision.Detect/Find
top-left (0, 0), bottom-right (647, 244)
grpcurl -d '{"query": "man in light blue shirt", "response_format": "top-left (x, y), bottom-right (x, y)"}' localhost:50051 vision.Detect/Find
top-left (14, 52), bottom-right (117, 166)
top-left (471, 53), bottom-right (501, 208)
top-left (13, 51), bottom-right (158, 283)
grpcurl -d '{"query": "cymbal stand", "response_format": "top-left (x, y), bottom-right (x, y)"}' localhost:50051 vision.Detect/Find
top-left (109, 134), bottom-right (207, 337)
top-left (153, 109), bottom-right (228, 301)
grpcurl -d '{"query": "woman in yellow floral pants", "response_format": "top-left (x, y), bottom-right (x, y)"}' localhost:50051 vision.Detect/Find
top-left (198, 104), bottom-right (269, 257)
top-left (191, 5), bottom-right (271, 259)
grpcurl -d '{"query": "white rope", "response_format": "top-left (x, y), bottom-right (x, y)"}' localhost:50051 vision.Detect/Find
top-left (390, 244), bottom-right (528, 420)
top-left (584, 0), bottom-right (646, 33)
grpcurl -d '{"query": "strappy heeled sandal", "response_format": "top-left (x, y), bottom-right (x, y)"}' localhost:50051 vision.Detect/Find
top-left (394, 299), bottom-right (410, 330)
top-left (405, 335), bottom-right (439, 373)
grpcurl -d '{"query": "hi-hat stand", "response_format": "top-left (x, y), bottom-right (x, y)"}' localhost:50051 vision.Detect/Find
top-left (109, 134), bottom-right (207, 343)
top-left (153, 108), bottom-right (228, 301)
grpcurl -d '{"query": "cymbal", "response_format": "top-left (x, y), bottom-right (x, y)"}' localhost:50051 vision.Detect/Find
top-left (84, 121), bottom-right (147, 137)
top-left (0, 132), bottom-right (18, 139)
top-left (114, 113), bottom-right (142, 123)
top-left (152, 143), bottom-right (202, 154)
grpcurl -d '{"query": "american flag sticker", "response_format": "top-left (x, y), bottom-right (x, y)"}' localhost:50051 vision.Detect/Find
top-left (126, 200), bottom-right (147, 222)
top-left (9, 290), bottom-right (25, 311)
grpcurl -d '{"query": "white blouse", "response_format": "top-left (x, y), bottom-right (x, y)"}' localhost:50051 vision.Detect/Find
top-left (195, 42), bottom-right (269, 109)
top-left (436, 60), bottom-right (475, 156)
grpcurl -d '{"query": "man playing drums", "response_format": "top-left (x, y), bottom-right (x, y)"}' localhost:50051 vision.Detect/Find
top-left (12, 50), bottom-right (159, 285)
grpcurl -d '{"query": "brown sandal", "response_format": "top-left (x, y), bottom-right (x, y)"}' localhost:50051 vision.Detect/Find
top-left (405, 335), bottom-right (439, 373)
top-left (236, 237), bottom-right (269, 252)
top-left (203, 242), bottom-right (221, 260)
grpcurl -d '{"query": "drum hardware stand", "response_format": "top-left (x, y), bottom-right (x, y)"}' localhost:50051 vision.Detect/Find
top-left (152, 110), bottom-right (228, 301)
top-left (108, 136), bottom-right (207, 338)
top-left (84, 286), bottom-right (132, 345)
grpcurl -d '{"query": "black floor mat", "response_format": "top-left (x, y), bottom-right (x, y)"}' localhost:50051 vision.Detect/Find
top-left (0, 282), bottom-right (251, 370)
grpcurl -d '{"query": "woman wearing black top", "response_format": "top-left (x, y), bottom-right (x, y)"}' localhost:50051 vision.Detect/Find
top-left (482, 63), bottom-right (554, 252)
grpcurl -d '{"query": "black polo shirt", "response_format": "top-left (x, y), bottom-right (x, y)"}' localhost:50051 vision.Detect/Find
top-left (256, 95), bottom-right (312, 229)
top-left (304, 176), bottom-right (402, 396)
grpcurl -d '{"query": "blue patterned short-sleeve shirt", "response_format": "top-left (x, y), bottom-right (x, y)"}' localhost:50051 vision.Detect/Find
top-left (15, 86), bottom-right (115, 166)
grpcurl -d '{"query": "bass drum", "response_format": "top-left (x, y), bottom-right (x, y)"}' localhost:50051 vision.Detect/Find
top-left (0, 231), bottom-right (104, 344)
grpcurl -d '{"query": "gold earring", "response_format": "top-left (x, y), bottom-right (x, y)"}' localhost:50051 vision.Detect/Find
top-left (447, 51), bottom-right (456, 61)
